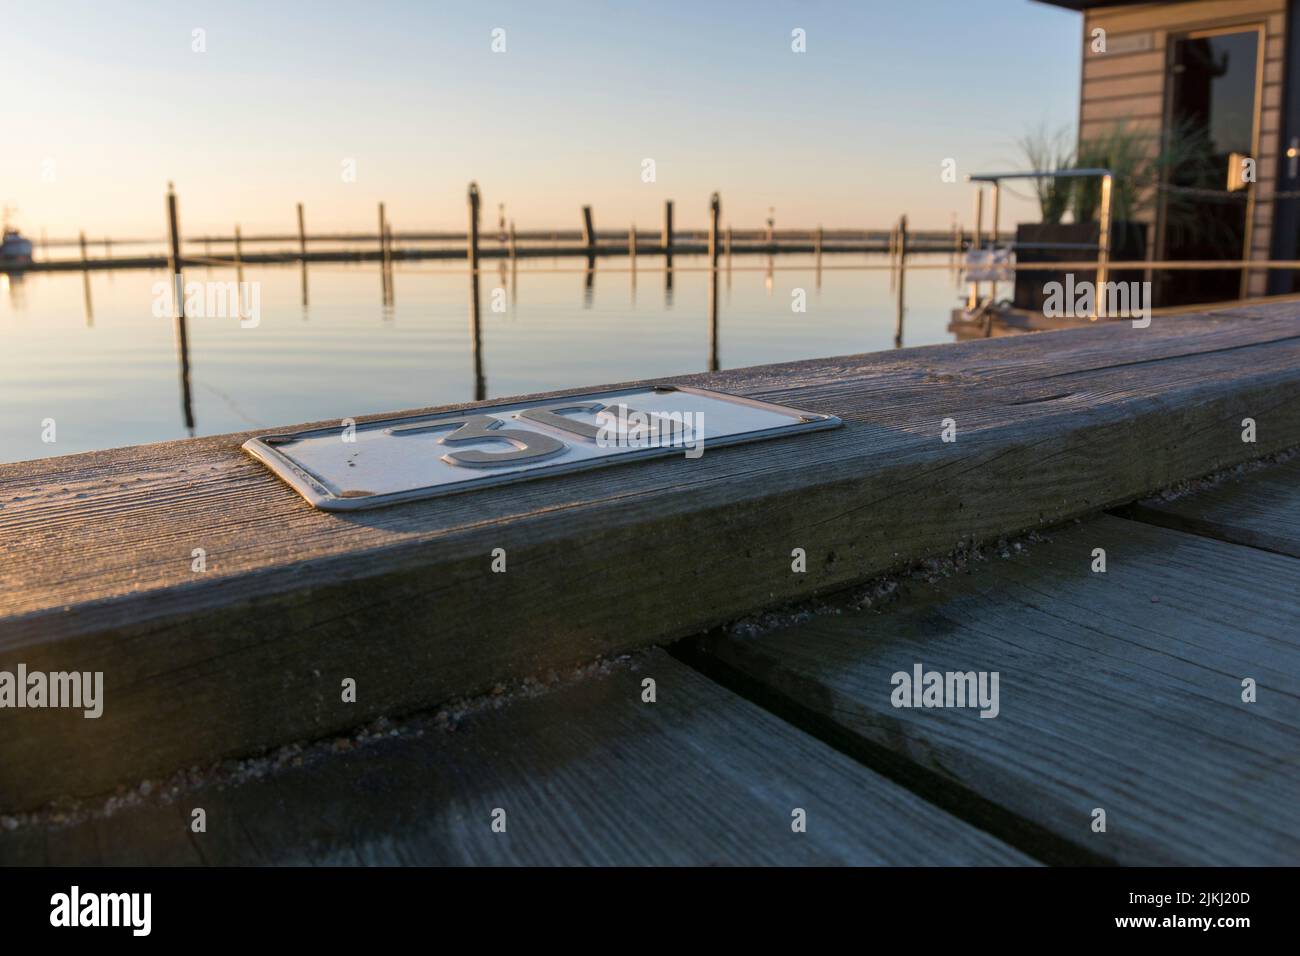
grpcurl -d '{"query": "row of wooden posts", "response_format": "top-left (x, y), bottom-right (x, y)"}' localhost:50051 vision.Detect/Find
top-left (157, 181), bottom-right (923, 306)
top-left (116, 181), bottom-right (958, 274)
top-left (142, 181), bottom-right (930, 435)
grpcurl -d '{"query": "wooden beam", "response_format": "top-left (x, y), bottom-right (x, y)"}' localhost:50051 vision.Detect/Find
top-left (0, 650), bottom-right (1030, 865)
top-left (1, 304), bottom-right (1299, 808)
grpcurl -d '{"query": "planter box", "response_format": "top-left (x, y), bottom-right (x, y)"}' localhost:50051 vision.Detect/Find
top-left (1013, 221), bottom-right (1147, 312)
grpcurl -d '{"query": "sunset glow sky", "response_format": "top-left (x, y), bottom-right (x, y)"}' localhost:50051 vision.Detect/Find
top-left (3, 0), bottom-right (1081, 238)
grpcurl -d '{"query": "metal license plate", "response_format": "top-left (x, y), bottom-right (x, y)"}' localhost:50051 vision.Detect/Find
top-left (242, 385), bottom-right (841, 511)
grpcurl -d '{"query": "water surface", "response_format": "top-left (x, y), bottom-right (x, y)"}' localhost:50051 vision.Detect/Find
top-left (0, 254), bottom-right (997, 463)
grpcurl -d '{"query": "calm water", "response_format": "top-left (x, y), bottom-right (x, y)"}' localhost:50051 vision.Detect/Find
top-left (0, 254), bottom-right (991, 464)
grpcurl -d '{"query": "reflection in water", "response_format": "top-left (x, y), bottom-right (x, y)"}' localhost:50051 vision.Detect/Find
top-left (81, 269), bottom-right (94, 326)
top-left (583, 256), bottom-right (595, 309)
top-left (468, 266), bottom-right (487, 402)
top-left (708, 256), bottom-right (721, 372)
top-left (166, 184), bottom-right (195, 435)
top-left (2, 272), bottom-right (25, 311)
top-left (894, 249), bottom-right (906, 348)
top-left (173, 288), bottom-right (195, 436)
top-left (725, 227), bottom-right (732, 291)
top-left (379, 206), bottom-right (395, 308)
top-left (0, 253), bottom-right (999, 460)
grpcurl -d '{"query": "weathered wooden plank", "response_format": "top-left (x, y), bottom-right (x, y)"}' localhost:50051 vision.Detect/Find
top-left (0, 650), bottom-right (1030, 866)
top-left (1082, 72), bottom-right (1164, 102)
top-left (1082, 50), bottom-right (1165, 81)
top-left (1119, 458), bottom-right (1300, 557)
top-left (2, 304), bottom-right (1300, 809)
top-left (689, 516), bottom-right (1300, 865)
top-left (1080, 93), bottom-right (1164, 122)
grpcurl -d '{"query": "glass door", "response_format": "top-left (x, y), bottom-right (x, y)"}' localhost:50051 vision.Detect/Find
top-left (1158, 26), bottom-right (1262, 306)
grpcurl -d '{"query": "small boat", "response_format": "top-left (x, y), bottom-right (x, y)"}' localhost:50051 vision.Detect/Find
top-left (0, 228), bottom-right (33, 265)
top-left (1, 207), bottom-right (33, 266)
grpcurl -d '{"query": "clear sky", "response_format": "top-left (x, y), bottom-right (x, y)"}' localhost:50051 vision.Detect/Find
top-left (3, 0), bottom-right (1082, 238)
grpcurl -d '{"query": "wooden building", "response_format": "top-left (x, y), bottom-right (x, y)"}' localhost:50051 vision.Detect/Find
top-left (1039, 0), bottom-right (1296, 303)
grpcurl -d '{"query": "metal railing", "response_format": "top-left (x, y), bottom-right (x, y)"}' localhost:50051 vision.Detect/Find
top-left (965, 168), bottom-right (1114, 316)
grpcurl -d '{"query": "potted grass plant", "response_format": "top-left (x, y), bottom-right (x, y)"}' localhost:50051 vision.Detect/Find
top-left (1013, 121), bottom-right (1220, 310)
top-left (1014, 118), bottom-right (1227, 311)
top-left (1012, 125), bottom-right (1088, 310)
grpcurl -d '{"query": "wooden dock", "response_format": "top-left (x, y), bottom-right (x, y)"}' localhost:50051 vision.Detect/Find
top-left (1, 300), bottom-right (1298, 864)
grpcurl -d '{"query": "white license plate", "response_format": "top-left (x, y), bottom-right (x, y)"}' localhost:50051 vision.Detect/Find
top-left (243, 385), bottom-right (840, 511)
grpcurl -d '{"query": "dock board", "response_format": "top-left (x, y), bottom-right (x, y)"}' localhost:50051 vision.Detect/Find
top-left (0, 650), bottom-right (1028, 866)
top-left (1119, 458), bottom-right (1300, 558)
top-left (3, 303), bottom-right (1300, 809)
top-left (688, 513), bottom-right (1300, 865)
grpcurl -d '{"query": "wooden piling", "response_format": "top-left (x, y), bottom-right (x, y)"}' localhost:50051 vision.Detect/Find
top-left (816, 225), bottom-right (823, 289)
top-left (508, 220), bottom-right (517, 260)
top-left (895, 214), bottom-right (908, 348)
top-left (663, 200), bottom-right (674, 299)
top-left (384, 222), bottom-right (395, 306)
top-left (166, 183), bottom-right (183, 311)
top-left (165, 182), bottom-right (194, 431)
top-left (378, 202), bottom-right (391, 305)
top-left (582, 205), bottom-right (596, 250)
top-left (297, 203), bottom-right (306, 260)
top-left (78, 231), bottom-right (88, 270)
top-left (708, 192), bottom-right (721, 263)
top-left (628, 224), bottom-right (637, 263)
top-left (234, 224), bottom-right (244, 283)
top-left (467, 182), bottom-right (481, 272)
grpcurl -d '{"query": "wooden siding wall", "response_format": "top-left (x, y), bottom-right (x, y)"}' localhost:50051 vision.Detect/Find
top-left (1080, 0), bottom-right (1287, 296)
